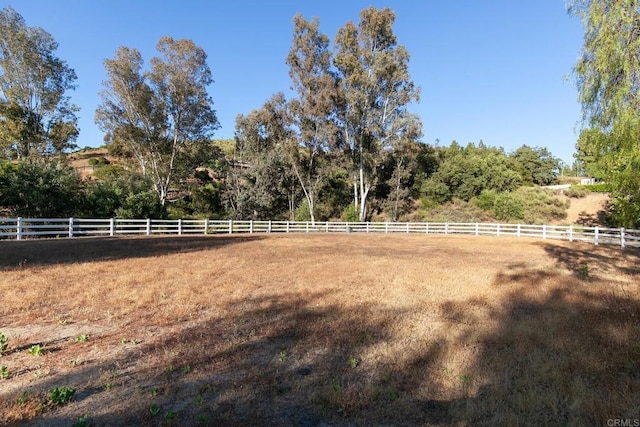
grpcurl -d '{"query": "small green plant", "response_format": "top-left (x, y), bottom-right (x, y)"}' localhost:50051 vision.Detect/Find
top-left (459, 374), bottom-right (471, 384)
top-left (17, 391), bottom-right (31, 405)
top-left (104, 381), bottom-right (113, 391)
top-left (149, 403), bottom-right (161, 415)
top-left (165, 409), bottom-right (176, 420)
top-left (167, 364), bottom-right (175, 373)
top-left (194, 395), bottom-right (204, 405)
top-left (131, 338), bottom-right (141, 344)
top-left (197, 414), bottom-right (210, 424)
top-left (75, 334), bottom-right (89, 343)
top-left (581, 262), bottom-right (589, 279)
top-left (150, 386), bottom-right (159, 396)
top-left (332, 382), bottom-right (341, 392)
top-left (49, 386), bottom-right (75, 406)
top-left (72, 415), bottom-right (89, 427)
top-left (29, 344), bottom-right (44, 356)
top-left (388, 391), bottom-right (398, 401)
top-left (70, 359), bottom-right (78, 367)
top-left (443, 368), bottom-right (453, 376)
top-left (0, 332), bottom-right (7, 354)
top-left (181, 364), bottom-right (191, 374)
top-left (279, 348), bottom-right (287, 362)
top-left (347, 356), bottom-right (359, 369)
top-left (0, 365), bottom-right (10, 379)
top-left (120, 338), bottom-right (128, 344)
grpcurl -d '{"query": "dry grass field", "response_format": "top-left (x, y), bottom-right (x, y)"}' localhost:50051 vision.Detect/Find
top-left (0, 234), bottom-right (638, 426)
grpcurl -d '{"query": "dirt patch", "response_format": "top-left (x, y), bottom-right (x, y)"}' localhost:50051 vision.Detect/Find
top-left (1, 234), bottom-right (638, 425)
top-left (562, 192), bottom-right (610, 226)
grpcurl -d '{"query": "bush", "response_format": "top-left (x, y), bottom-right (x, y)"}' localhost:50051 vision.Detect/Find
top-left (88, 157), bottom-right (110, 166)
top-left (116, 191), bottom-right (164, 219)
top-left (493, 193), bottom-right (525, 221)
top-left (516, 187), bottom-right (568, 224)
top-left (475, 190), bottom-right (498, 211)
top-left (565, 186), bottom-right (589, 198)
top-left (586, 183), bottom-right (611, 193)
top-left (342, 203), bottom-right (359, 222)
top-left (294, 200), bottom-right (312, 222)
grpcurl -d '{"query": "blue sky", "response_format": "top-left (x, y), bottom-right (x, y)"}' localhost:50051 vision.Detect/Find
top-left (1, 1), bottom-right (584, 164)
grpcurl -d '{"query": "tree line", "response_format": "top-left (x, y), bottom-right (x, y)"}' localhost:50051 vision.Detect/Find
top-left (2, 5), bottom-right (633, 225)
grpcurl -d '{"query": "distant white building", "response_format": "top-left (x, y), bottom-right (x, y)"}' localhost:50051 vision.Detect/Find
top-left (580, 178), bottom-right (596, 185)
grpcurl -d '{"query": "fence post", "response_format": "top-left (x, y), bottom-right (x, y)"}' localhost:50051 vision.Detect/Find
top-left (306, 221), bottom-right (309, 233)
top-left (620, 228), bottom-right (625, 248)
top-left (569, 225), bottom-right (573, 242)
top-left (385, 222), bottom-right (389, 233)
top-left (16, 217), bottom-right (22, 240)
top-left (366, 222), bottom-right (370, 233)
top-left (178, 219), bottom-right (183, 236)
top-left (110, 218), bottom-right (115, 237)
top-left (542, 224), bottom-right (547, 240)
top-left (425, 222), bottom-right (429, 234)
top-left (497, 223), bottom-right (501, 237)
top-left (445, 223), bottom-right (449, 235)
top-left (286, 221), bottom-right (290, 233)
top-left (475, 223), bottom-right (479, 236)
top-left (204, 219), bottom-right (209, 235)
top-left (69, 217), bottom-right (74, 238)
top-left (268, 220), bottom-right (272, 233)
top-left (325, 221), bottom-right (329, 233)
top-left (146, 218), bottom-right (151, 236)
top-left (250, 220), bottom-right (254, 234)
top-left (517, 224), bottom-right (521, 238)
top-left (594, 227), bottom-right (599, 245)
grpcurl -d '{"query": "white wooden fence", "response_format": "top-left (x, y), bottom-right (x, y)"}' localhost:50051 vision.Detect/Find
top-left (0, 217), bottom-right (638, 248)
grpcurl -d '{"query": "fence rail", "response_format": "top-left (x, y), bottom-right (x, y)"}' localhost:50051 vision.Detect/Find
top-left (0, 217), bottom-right (638, 248)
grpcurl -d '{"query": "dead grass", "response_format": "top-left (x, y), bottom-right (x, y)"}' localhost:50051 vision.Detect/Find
top-left (0, 234), bottom-right (638, 426)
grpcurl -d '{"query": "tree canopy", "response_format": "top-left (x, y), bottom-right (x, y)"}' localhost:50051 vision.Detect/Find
top-left (0, 6), bottom-right (78, 159)
top-left (570, 0), bottom-right (640, 226)
top-left (96, 37), bottom-right (219, 207)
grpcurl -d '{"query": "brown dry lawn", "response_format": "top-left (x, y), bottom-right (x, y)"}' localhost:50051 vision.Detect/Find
top-left (0, 234), bottom-right (638, 426)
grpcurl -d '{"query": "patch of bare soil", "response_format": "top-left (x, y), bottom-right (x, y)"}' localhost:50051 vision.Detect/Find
top-left (0, 234), bottom-right (638, 426)
top-left (562, 192), bottom-right (610, 226)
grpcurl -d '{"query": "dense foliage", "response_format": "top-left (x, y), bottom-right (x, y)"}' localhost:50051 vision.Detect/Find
top-left (0, 6), bottom-right (596, 224)
top-left (570, 0), bottom-right (640, 227)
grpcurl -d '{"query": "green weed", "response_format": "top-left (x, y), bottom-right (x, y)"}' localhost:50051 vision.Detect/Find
top-left (0, 365), bottom-right (10, 379)
top-left (347, 356), bottom-right (359, 369)
top-left (0, 332), bottom-right (7, 354)
top-left (149, 403), bottom-right (161, 415)
top-left (29, 344), bottom-right (44, 356)
top-left (75, 334), bottom-right (89, 343)
top-left (49, 386), bottom-right (75, 406)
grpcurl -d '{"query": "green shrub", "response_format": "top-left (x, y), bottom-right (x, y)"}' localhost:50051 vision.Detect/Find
top-left (493, 193), bottom-right (525, 221)
top-left (565, 186), bottom-right (589, 198)
top-left (516, 187), bottom-right (568, 224)
top-left (341, 203), bottom-right (359, 222)
top-left (294, 200), bottom-right (312, 222)
top-left (475, 190), bottom-right (498, 211)
top-left (88, 157), bottom-right (110, 166)
top-left (586, 182), bottom-right (611, 193)
top-left (49, 386), bottom-right (75, 405)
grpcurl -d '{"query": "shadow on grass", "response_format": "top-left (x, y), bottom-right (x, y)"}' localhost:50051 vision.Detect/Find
top-left (0, 235), bottom-right (262, 269)
top-left (3, 243), bottom-right (640, 425)
top-left (440, 244), bottom-right (640, 425)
